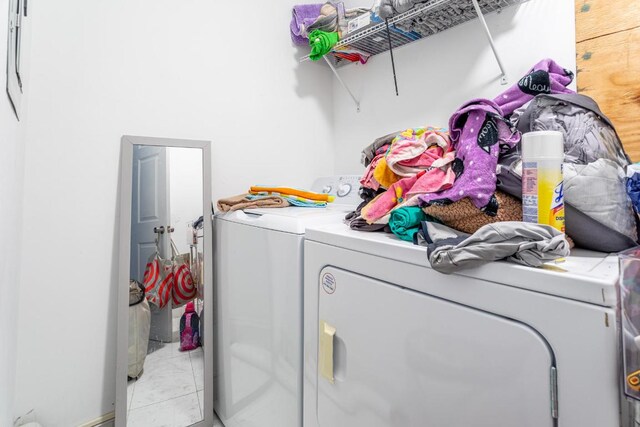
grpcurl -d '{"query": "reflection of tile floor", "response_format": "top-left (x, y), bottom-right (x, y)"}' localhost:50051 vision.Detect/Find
top-left (127, 341), bottom-right (222, 427)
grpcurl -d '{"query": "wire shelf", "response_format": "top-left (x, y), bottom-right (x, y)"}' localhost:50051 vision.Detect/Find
top-left (301, 0), bottom-right (529, 111)
top-left (300, 0), bottom-right (526, 66)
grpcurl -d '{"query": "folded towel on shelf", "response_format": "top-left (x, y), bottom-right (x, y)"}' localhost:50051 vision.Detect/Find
top-left (291, 4), bottom-right (324, 45)
top-left (217, 194), bottom-right (290, 212)
top-left (389, 206), bottom-right (429, 242)
top-left (249, 186), bottom-right (334, 202)
top-left (422, 221), bottom-right (570, 274)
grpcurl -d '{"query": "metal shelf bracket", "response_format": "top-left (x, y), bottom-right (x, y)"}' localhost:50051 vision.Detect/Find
top-left (323, 56), bottom-right (361, 112)
top-left (471, 0), bottom-right (509, 85)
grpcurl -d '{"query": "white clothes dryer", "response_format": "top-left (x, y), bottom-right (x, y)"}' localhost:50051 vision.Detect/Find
top-left (303, 223), bottom-right (630, 427)
top-left (214, 176), bottom-right (361, 427)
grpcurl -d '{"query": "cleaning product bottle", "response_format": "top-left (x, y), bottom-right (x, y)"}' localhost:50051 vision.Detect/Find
top-left (521, 131), bottom-right (565, 233)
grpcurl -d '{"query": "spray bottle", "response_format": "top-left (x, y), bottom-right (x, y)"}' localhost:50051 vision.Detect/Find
top-left (521, 131), bottom-right (565, 233)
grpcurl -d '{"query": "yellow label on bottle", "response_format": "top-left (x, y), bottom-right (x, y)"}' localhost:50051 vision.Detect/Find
top-left (522, 162), bottom-right (565, 233)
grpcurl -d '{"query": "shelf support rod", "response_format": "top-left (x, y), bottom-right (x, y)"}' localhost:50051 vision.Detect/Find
top-left (471, 0), bottom-right (508, 85)
top-left (323, 55), bottom-right (361, 112)
top-left (385, 19), bottom-right (399, 96)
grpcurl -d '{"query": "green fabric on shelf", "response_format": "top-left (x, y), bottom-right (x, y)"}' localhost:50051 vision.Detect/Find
top-left (389, 206), bottom-right (428, 242)
top-left (308, 30), bottom-right (339, 61)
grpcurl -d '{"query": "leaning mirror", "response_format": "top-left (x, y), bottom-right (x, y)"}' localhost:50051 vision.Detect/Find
top-left (116, 136), bottom-right (213, 427)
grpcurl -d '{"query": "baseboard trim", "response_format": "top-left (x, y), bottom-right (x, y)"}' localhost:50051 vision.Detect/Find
top-left (77, 412), bottom-right (115, 427)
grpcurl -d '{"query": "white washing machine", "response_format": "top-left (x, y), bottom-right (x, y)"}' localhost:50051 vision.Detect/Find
top-left (214, 176), bottom-right (361, 427)
top-left (303, 223), bottom-right (631, 427)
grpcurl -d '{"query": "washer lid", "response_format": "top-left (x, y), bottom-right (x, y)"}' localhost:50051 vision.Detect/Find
top-left (215, 206), bottom-right (354, 235)
top-left (306, 223), bottom-right (619, 307)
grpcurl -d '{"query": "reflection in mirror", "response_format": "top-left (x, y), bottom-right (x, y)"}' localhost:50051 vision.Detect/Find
top-left (127, 145), bottom-right (205, 426)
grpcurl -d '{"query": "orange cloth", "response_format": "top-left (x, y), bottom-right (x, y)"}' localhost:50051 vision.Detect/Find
top-left (249, 186), bottom-right (334, 202)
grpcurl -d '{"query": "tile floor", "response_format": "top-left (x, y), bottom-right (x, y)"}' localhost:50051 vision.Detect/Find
top-left (127, 324), bottom-right (222, 426)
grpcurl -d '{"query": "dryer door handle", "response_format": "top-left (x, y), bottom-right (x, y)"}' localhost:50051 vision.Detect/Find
top-left (319, 320), bottom-right (336, 384)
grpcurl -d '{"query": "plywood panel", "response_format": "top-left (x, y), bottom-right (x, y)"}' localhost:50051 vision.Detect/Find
top-left (577, 26), bottom-right (640, 160)
top-left (575, 0), bottom-right (640, 42)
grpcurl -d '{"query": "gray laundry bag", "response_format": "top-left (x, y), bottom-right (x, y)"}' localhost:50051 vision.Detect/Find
top-left (499, 93), bottom-right (638, 252)
top-left (128, 280), bottom-right (151, 379)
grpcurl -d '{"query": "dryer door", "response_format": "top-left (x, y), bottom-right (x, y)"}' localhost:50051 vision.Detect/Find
top-left (316, 267), bottom-right (555, 427)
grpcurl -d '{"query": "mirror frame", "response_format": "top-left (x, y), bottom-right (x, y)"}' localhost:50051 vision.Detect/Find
top-left (116, 135), bottom-right (214, 427)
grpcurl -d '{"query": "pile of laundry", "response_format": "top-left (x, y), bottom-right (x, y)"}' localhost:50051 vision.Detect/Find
top-left (347, 58), bottom-right (639, 273)
top-left (217, 186), bottom-right (333, 212)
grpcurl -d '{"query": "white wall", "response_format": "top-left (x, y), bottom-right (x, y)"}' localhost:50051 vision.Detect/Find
top-left (332, 0), bottom-right (577, 174)
top-left (169, 147), bottom-right (203, 255)
top-left (0, 0), bottom-right (30, 425)
top-left (14, 1), bottom-right (335, 425)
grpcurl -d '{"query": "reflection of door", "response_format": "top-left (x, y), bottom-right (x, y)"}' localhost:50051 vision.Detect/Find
top-left (131, 145), bottom-right (172, 342)
top-left (316, 267), bottom-right (555, 427)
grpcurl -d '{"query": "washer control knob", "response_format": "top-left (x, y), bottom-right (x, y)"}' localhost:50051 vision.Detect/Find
top-left (322, 185), bottom-right (332, 194)
top-left (337, 183), bottom-right (351, 197)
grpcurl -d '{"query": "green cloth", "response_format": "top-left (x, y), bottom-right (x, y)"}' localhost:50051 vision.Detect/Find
top-left (308, 30), bottom-right (339, 61)
top-left (389, 207), bottom-right (428, 242)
